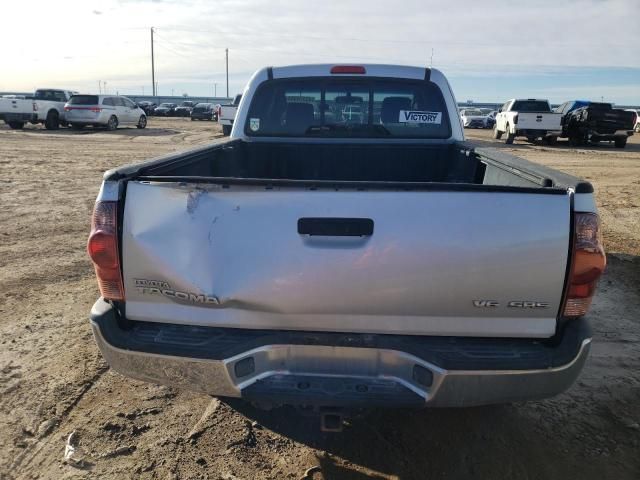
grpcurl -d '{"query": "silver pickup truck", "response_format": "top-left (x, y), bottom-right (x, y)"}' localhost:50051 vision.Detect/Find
top-left (88, 64), bottom-right (605, 420)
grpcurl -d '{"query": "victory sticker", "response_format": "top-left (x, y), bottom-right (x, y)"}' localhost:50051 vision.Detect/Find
top-left (399, 110), bottom-right (442, 124)
top-left (249, 118), bottom-right (260, 131)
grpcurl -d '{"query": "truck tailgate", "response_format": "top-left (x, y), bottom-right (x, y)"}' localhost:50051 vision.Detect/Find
top-left (0, 98), bottom-right (33, 116)
top-left (518, 112), bottom-right (561, 130)
top-left (122, 181), bottom-right (570, 338)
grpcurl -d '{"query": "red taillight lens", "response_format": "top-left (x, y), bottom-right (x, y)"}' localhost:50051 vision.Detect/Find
top-left (563, 213), bottom-right (606, 317)
top-left (330, 65), bottom-right (366, 74)
top-left (64, 106), bottom-right (71, 112)
top-left (87, 201), bottom-right (124, 301)
top-left (90, 107), bottom-right (102, 113)
top-left (513, 114), bottom-right (519, 125)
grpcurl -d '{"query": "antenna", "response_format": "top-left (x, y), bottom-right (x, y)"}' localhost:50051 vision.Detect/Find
top-left (226, 48), bottom-right (229, 98)
top-left (151, 27), bottom-right (156, 96)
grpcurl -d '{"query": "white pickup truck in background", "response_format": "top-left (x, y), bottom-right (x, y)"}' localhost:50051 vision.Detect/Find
top-left (494, 99), bottom-right (562, 144)
top-left (0, 88), bottom-right (76, 130)
top-left (217, 94), bottom-right (242, 136)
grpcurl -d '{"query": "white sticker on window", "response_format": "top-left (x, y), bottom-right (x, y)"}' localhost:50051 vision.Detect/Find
top-left (249, 118), bottom-right (260, 131)
top-left (398, 110), bottom-right (442, 124)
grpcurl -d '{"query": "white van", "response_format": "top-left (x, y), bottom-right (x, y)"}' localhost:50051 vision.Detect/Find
top-left (64, 95), bottom-right (147, 130)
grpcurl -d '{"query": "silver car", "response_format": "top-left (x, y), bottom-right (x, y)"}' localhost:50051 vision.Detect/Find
top-left (64, 94), bottom-right (147, 130)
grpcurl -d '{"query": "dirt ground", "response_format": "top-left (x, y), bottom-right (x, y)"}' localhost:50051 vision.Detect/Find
top-left (0, 119), bottom-right (638, 480)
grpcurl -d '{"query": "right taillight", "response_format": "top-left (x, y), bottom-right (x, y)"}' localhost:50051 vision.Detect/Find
top-left (563, 212), bottom-right (606, 317)
top-left (87, 201), bottom-right (125, 301)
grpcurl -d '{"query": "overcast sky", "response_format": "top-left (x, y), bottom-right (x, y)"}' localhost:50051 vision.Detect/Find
top-left (2, 0), bottom-right (639, 104)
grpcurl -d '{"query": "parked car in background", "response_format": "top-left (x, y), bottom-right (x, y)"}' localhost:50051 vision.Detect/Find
top-left (190, 103), bottom-right (216, 121)
top-left (625, 109), bottom-right (640, 132)
top-left (217, 94), bottom-right (242, 135)
top-left (88, 64), bottom-right (602, 423)
top-left (137, 101), bottom-right (157, 116)
top-left (175, 101), bottom-right (195, 117)
top-left (0, 88), bottom-right (77, 130)
top-left (477, 109), bottom-right (498, 120)
top-left (494, 99), bottom-right (562, 144)
top-left (557, 102), bottom-right (635, 148)
top-left (460, 108), bottom-right (491, 129)
top-left (154, 103), bottom-right (177, 116)
top-left (64, 95), bottom-right (147, 131)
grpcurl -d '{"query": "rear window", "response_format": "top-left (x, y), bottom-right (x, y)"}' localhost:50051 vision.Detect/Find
top-left (34, 90), bottom-right (67, 102)
top-left (511, 100), bottom-right (551, 112)
top-left (244, 77), bottom-right (451, 138)
top-left (69, 95), bottom-right (99, 105)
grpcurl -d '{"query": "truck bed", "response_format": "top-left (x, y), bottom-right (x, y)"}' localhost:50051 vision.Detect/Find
top-left (107, 139), bottom-right (592, 192)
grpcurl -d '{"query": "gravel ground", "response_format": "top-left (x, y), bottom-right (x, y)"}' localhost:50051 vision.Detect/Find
top-left (0, 119), bottom-right (638, 480)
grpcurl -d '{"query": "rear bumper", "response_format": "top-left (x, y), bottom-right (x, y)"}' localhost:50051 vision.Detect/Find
top-left (589, 130), bottom-right (634, 139)
top-left (516, 129), bottom-right (562, 137)
top-left (91, 298), bottom-right (591, 408)
top-left (1, 112), bottom-right (36, 123)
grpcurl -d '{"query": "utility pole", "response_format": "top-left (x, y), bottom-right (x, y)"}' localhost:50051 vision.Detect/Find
top-left (225, 48), bottom-right (229, 98)
top-left (430, 48), bottom-right (434, 68)
top-left (98, 80), bottom-right (102, 94)
top-left (213, 82), bottom-right (217, 97)
top-left (104, 81), bottom-right (107, 94)
top-left (151, 27), bottom-right (156, 97)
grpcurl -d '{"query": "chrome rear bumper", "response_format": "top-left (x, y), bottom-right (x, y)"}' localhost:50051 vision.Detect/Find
top-left (91, 299), bottom-right (591, 408)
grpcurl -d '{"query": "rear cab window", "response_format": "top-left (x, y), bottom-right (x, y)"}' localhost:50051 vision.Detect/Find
top-left (68, 95), bottom-right (99, 105)
top-left (244, 77), bottom-right (451, 138)
top-left (34, 90), bottom-right (68, 102)
top-left (511, 100), bottom-right (551, 112)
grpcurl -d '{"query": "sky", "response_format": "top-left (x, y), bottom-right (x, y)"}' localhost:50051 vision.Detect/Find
top-left (1, 0), bottom-right (639, 104)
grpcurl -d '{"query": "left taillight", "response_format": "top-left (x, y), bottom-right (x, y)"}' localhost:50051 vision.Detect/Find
top-left (87, 201), bottom-right (124, 301)
top-left (563, 212), bottom-right (606, 317)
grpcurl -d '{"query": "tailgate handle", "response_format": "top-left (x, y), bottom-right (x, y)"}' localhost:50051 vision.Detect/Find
top-left (298, 217), bottom-right (374, 237)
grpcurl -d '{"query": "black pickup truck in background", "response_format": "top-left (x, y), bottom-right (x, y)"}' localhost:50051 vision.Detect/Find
top-left (555, 101), bottom-right (635, 148)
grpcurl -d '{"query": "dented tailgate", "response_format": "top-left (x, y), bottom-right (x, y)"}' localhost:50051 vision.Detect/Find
top-left (122, 181), bottom-right (571, 338)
